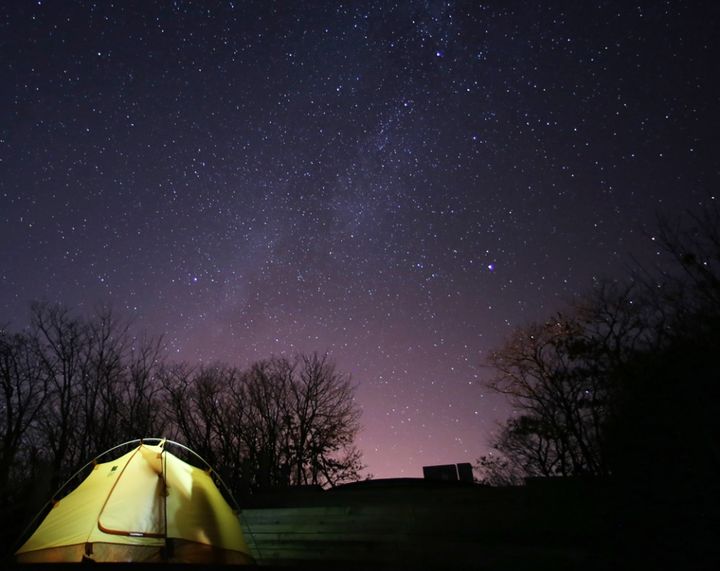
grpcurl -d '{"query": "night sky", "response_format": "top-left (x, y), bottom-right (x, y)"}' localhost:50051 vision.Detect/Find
top-left (2, 1), bottom-right (718, 478)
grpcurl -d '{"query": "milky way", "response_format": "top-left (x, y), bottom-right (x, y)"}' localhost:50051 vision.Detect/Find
top-left (1, 1), bottom-right (717, 477)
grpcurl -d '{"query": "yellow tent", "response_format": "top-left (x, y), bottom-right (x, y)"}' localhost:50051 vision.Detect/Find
top-left (16, 440), bottom-right (255, 564)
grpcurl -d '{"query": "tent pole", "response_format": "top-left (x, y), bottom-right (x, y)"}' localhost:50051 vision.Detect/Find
top-left (161, 440), bottom-right (170, 561)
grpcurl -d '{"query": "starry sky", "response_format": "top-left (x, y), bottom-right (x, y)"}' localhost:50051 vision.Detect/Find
top-left (1, 1), bottom-right (718, 478)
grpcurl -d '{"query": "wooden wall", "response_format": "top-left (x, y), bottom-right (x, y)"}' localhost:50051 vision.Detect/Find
top-left (238, 480), bottom-right (610, 569)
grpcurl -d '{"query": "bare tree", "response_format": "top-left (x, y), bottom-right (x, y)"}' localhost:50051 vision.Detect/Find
top-left (3, 302), bottom-right (364, 512)
top-left (475, 450), bottom-right (526, 487)
top-left (7, 304), bottom-right (167, 490)
top-left (162, 354), bottom-right (364, 492)
top-left (79, 308), bottom-right (129, 455)
top-left (482, 282), bottom-right (651, 480)
top-left (653, 200), bottom-right (720, 330)
top-left (481, 201), bottom-right (720, 485)
top-left (0, 329), bottom-right (48, 495)
top-left (238, 358), bottom-right (293, 490)
top-left (160, 364), bottom-right (217, 462)
top-left (118, 333), bottom-right (166, 439)
top-left (30, 303), bottom-right (90, 485)
top-left (285, 354), bottom-right (363, 487)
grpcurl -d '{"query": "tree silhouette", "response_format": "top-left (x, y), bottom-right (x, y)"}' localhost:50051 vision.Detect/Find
top-left (480, 200), bottom-right (720, 487)
top-left (161, 354), bottom-right (364, 494)
top-left (482, 283), bottom-right (646, 479)
top-left (0, 305), bottom-right (365, 556)
top-left (478, 200), bottom-right (720, 568)
top-left (0, 329), bottom-right (47, 497)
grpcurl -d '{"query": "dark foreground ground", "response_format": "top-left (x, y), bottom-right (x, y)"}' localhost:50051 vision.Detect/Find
top-left (4, 477), bottom-right (717, 570)
top-left (236, 477), bottom-right (718, 570)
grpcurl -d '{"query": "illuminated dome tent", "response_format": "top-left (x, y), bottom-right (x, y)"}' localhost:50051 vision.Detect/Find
top-left (16, 439), bottom-right (255, 564)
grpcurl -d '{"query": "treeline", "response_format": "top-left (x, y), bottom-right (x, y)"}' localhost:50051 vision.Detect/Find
top-left (479, 201), bottom-right (720, 566)
top-left (0, 305), bottom-right (362, 528)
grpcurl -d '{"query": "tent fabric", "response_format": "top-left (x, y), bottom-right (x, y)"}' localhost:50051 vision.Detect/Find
top-left (15, 442), bottom-right (254, 564)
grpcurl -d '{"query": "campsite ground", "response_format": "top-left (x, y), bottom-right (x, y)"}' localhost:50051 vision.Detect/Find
top-left (5, 477), bottom-right (715, 570)
top-left (236, 477), bottom-right (716, 570)
top-left (237, 478), bottom-right (622, 570)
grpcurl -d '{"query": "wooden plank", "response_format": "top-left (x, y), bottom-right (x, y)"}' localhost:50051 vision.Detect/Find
top-left (245, 540), bottom-right (491, 565)
top-left (241, 514), bottom-right (519, 535)
top-left (238, 501), bottom-right (562, 566)
top-left (241, 505), bottom-right (525, 521)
